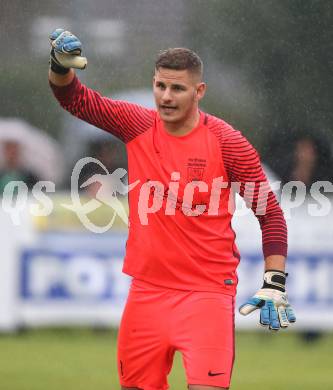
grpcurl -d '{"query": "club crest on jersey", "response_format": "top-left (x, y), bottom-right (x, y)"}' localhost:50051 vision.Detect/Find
top-left (187, 158), bottom-right (206, 182)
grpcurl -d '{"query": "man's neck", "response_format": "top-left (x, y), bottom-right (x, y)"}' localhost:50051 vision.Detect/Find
top-left (163, 110), bottom-right (201, 137)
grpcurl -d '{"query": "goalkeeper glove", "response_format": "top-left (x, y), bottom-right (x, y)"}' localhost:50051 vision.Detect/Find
top-left (239, 270), bottom-right (296, 331)
top-left (49, 29), bottom-right (87, 74)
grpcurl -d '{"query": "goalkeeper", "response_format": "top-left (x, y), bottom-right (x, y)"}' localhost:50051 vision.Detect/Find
top-left (48, 29), bottom-right (296, 390)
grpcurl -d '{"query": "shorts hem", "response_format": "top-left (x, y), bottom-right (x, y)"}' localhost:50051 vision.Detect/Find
top-left (120, 381), bottom-right (169, 390)
top-left (188, 381), bottom-right (230, 389)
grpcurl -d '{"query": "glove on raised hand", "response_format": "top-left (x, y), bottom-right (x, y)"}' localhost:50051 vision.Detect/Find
top-left (239, 270), bottom-right (296, 331)
top-left (49, 29), bottom-right (87, 74)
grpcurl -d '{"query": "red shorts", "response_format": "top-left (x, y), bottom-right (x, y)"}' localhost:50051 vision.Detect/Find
top-left (117, 279), bottom-right (235, 390)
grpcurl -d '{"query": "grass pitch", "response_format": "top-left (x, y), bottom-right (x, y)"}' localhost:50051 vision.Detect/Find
top-left (0, 329), bottom-right (332, 390)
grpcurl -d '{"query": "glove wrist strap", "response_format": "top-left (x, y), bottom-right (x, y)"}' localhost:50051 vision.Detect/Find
top-left (262, 270), bottom-right (287, 292)
top-left (50, 49), bottom-right (70, 75)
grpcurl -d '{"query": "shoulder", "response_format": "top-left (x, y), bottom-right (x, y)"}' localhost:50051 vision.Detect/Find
top-left (204, 113), bottom-right (247, 146)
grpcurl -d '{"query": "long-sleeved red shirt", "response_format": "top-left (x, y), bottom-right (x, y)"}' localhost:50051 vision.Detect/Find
top-left (50, 76), bottom-right (287, 295)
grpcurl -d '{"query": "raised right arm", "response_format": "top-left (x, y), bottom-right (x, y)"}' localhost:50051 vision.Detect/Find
top-left (49, 71), bottom-right (155, 143)
top-left (48, 29), bottom-right (154, 143)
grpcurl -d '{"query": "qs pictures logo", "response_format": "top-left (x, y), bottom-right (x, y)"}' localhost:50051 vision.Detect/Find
top-left (62, 157), bottom-right (139, 233)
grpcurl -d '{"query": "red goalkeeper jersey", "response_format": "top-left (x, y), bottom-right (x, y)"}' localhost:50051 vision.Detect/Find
top-left (51, 76), bottom-right (287, 295)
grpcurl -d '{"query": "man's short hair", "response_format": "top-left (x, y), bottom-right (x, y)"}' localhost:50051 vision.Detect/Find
top-left (155, 48), bottom-right (203, 79)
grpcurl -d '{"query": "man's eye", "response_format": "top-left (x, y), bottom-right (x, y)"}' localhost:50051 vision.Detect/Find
top-left (173, 85), bottom-right (184, 91)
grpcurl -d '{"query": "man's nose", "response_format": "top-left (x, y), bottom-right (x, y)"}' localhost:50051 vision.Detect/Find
top-left (161, 88), bottom-right (172, 102)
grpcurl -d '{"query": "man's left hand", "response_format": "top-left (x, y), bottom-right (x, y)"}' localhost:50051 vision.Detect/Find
top-left (239, 270), bottom-right (296, 331)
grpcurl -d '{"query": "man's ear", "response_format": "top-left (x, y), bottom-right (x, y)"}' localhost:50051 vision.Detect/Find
top-left (196, 82), bottom-right (206, 100)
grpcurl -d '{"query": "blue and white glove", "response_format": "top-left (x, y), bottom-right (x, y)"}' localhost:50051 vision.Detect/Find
top-left (49, 29), bottom-right (87, 74)
top-left (239, 270), bottom-right (296, 331)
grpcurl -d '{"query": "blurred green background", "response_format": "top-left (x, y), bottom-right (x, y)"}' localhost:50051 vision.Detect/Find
top-left (1, 329), bottom-right (332, 390)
